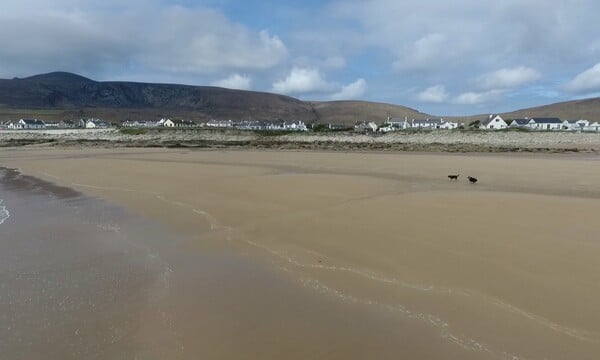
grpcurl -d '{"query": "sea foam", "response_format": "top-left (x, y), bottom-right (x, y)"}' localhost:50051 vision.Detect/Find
top-left (0, 199), bottom-right (9, 225)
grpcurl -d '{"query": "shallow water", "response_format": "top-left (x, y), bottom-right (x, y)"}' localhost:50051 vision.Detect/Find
top-left (0, 168), bottom-right (173, 359)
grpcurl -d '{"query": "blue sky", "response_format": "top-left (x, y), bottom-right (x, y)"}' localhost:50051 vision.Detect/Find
top-left (1, 0), bottom-right (600, 115)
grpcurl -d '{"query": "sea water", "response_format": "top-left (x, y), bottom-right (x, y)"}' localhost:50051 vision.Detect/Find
top-left (0, 168), bottom-right (177, 359)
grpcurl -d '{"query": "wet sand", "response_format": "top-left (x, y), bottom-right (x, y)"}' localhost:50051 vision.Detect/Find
top-left (2, 148), bottom-right (600, 359)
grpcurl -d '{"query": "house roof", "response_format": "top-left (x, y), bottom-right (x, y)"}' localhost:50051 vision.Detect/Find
top-left (207, 119), bottom-right (232, 124)
top-left (531, 117), bottom-right (562, 124)
top-left (21, 119), bottom-right (45, 125)
top-left (510, 119), bottom-right (532, 125)
top-left (171, 119), bottom-right (195, 125)
top-left (481, 115), bottom-right (504, 125)
top-left (412, 118), bottom-right (443, 125)
top-left (87, 119), bottom-right (109, 125)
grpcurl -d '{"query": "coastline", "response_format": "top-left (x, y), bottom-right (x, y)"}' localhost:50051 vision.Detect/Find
top-left (2, 149), bottom-right (600, 359)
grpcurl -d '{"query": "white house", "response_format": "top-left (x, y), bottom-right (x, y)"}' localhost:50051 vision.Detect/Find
top-left (85, 119), bottom-right (110, 129)
top-left (354, 121), bottom-right (378, 132)
top-left (265, 120), bottom-right (285, 130)
top-left (123, 120), bottom-right (161, 128)
top-left (122, 120), bottom-right (139, 127)
top-left (282, 120), bottom-right (308, 131)
top-left (6, 120), bottom-right (18, 129)
top-left (509, 118), bottom-right (534, 129)
top-left (44, 121), bottom-right (60, 128)
top-left (412, 118), bottom-right (441, 129)
top-left (162, 119), bottom-right (175, 127)
top-left (206, 119), bottom-right (233, 128)
top-left (410, 118), bottom-right (458, 129)
top-left (528, 118), bottom-right (563, 131)
top-left (480, 115), bottom-right (508, 130)
top-left (377, 124), bottom-right (395, 132)
top-left (563, 119), bottom-right (589, 131)
top-left (438, 120), bottom-right (460, 129)
top-left (386, 117), bottom-right (411, 130)
top-left (584, 121), bottom-right (600, 132)
top-left (59, 120), bottom-right (78, 128)
top-left (14, 119), bottom-right (46, 129)
top-left (162, 119), bottom-right (196, 128)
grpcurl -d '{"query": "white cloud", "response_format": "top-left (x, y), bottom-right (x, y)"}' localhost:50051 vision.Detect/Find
top-left (211, 73), bottom-right (252, 90)
top-left (323, 56), bottom-right (346, 69)
top-left (453, 90), bottom-right (504, 105)
top-left (0, 2), bottom-right (288, 79)
top-left (330, 78), bottom-right (367, 100)
top-left (565, 63), bottom-right (600, 94)
top-left (330, 0), bottom-right (600, 105)
top-left (272, 67), bottom-right (335, 95)
top-left (139, 6), bottom-right (288, 74)
top-left (417, 85), bottom-right (449, 103)
top-left (393, 33), bottom-right (448, 71)
top-left (477, 66), bottom-right (540, 90)
top-left (272, 67), bottom-right (366, 100)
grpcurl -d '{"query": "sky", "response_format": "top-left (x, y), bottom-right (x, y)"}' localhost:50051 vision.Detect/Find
top-left (1, 0), bottom-right (600, 115)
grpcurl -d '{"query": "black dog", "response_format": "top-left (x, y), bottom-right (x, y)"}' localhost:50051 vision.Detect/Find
top-left (448, 174), bottom-right (459, 180)
top-left (468, 176), bottom-right (478, 184)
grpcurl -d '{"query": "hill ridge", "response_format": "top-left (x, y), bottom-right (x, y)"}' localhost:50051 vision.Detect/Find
top-left (1, 72), bottom-right (599, 124)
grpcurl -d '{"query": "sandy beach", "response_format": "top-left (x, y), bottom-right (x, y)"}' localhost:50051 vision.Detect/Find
top-left (2, 148), bottom-right (600, 359)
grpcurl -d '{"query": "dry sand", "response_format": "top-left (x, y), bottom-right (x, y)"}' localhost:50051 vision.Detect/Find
top-left (2, 148), bottom-right (600, 359)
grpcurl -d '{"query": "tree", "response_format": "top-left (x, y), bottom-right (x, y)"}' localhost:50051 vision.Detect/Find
top-left (469, 120), bottom-right (481, 128)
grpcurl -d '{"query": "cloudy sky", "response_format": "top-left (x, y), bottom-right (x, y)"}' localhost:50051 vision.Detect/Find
top-left (2, 0), bottom-right (600, 115)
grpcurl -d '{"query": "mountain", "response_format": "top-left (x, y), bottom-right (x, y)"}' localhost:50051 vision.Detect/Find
top-left (1, 72), bottom-right (599, 125)
top-left (500, 98), bottom-right (600, 122)
top-left (0, 72), bottom-right (426, 124)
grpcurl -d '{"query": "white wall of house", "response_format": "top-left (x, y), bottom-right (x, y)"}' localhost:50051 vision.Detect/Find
top-left (355, 121), bottom-right (378, 132)
top-left (387, 117), bottom-right (410, 129)
top-left (411, 120), bottom-right (438, 129)
top-left (206, 120), bottom-right (233, 128)
top-left (85, 120), bottom-right (109, 129)
top-left (439, 121), bottom-right (459, 129)
top-left (565, 120), bottom-right (589, 131)
top-left (584, 122), bottom-right (600, 132)
top-left (283, 121), bottom-right (308, 131)
top-left (480, 115), bottom-right (508, 130)
top-left (18, 119), bottom-right (45, 129)
top-left (531, 122), bottom-right (562, 130)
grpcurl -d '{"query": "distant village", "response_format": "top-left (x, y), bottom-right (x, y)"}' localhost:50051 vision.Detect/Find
top-left (0, 118), bottom-right (310, 131)
top-left (357, 114), bottom-right (600, 132)
top-left (1, 114), bottom-right (599, 132)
